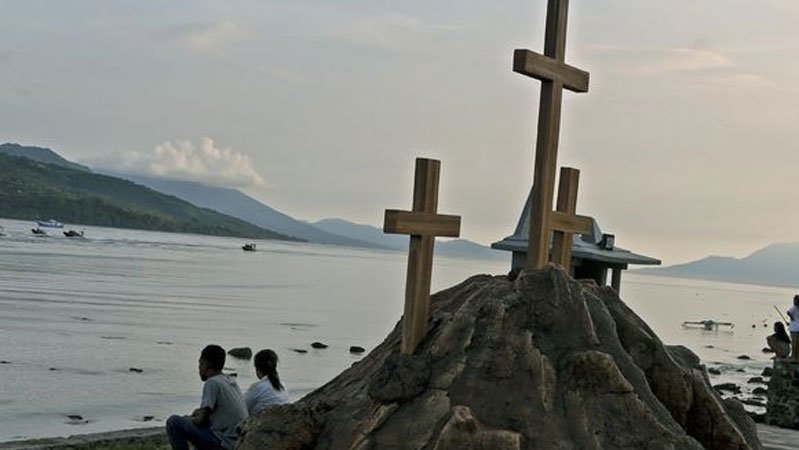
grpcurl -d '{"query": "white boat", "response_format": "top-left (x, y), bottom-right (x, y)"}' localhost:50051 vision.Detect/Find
top-left (36, 219), bottom-right (64, 229)
top-left (0, 226), bottom-right (5, 236)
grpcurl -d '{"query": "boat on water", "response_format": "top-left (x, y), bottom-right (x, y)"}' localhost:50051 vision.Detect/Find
top-left (682, 319), bottom-right (735, 331)
top-left (0, 226), bottom-right (5, 237)
top-left (242, 243), bottom-right (257, 252)
top-left (36, 219), bottom-right (64, 229)
top-left (64, 229), bottom-right (84, 238)
top-left (31, 227), bottom-right (47, 235)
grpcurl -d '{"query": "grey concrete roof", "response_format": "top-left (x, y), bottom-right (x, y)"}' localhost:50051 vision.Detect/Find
top-left (491, 190), bottom-right (661, 267)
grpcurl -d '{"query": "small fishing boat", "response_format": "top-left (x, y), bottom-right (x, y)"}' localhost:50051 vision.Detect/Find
top-left (64, 229), bottom-right (84, 238)
top-left (242, 243), bottom-right (257, 252)
top-left (36, 219), bottom-right (64, 229)
top-left (682, 319), bottom-right (734, 331)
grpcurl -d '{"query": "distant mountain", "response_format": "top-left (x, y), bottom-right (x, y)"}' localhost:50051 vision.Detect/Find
top-left (312, 218), bottom-right (506, 261)
top-left (106, 173), bottom-right (382, 248)
top-left (634, 242), bottom-right (799, 288)
top-left (0, 153), bottom-right (297, 241)
top-left (0, 143), bottom-right (91, 172)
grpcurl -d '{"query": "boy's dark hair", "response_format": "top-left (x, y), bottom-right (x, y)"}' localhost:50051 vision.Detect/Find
top-left (254, 349), bottom-right (284, 391)
top-left (200, 345), bottom-right (226, 372)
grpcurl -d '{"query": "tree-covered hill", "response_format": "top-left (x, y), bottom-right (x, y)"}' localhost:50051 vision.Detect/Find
top-left (0, 153), bottom-right (300, 241)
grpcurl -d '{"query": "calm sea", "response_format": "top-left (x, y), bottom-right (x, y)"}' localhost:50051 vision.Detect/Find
top-left (0, 218), bottom-right (792, 441)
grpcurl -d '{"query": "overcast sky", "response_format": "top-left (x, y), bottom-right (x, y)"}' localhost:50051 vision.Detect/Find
top-left (1, 0), bottom-right (797, 265)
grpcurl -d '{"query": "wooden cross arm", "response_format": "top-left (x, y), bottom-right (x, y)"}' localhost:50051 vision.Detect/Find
top-left (551, 211), bottom-right (593, 234)
top-left (384, 210), bottom-right (461, 237)
top-left (513, 49), bottom-right (589, 93)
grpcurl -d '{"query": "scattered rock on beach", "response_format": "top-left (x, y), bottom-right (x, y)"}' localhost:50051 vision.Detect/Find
top-left (753, 387), bottom-right (767, 396)
top-left (708, 367), bottom-right (721, 375)
top-left (129, 367), bottom-right (143, 373)
top-left (157, 341), bottom-right (173, 345)
top-left (747, 376), bottom-right (764, 384)
top-left (290, 348), bottom-right (308, 354)
top-left (0, 360), bottom-right (10, 364)
top-left (762, 367), bottom-right (773, 377)
top-left (736, 368), bottom-right (746, 373)
top-left (49, 367), bottom-right (59, 371)
top-left (65, 414), bottom-right (89, 425)
top-left (737, 355), bottom-right (751, 360)
top-left (762, 347), bottom-right (775, 354)
top-left (228, 347), bottom-right (253, 360)
top-left (142, 415), bottom-right (155, 422)
top-left (311, 342), bottom-right (328, 349)
top-left (748, 412), bottom-right (766, 423)
top-left (349, 346), bottom-right (366, 354)
top-left (740, 398), bottom-right (766, 408)
top-left (237, 266), bottom-right (764, 450)
top-left (704, 345), bottom-right (714, 349)
top-left (714, 383), bottom-right (742, 394)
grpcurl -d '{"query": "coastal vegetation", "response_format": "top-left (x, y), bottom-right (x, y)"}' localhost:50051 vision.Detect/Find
top-left (0, 153), bottom-right (298, 241)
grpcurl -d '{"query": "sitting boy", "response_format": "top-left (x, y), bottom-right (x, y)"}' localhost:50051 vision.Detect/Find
top-left (166, 345), bottom-right (249, 450)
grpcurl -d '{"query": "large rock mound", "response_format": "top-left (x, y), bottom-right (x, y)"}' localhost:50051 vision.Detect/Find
top-left (238, 266), bottom-right (762, 449)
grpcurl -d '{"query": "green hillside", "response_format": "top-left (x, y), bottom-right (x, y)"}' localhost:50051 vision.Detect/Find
top-left (0, 153), bottom-right (300, 241)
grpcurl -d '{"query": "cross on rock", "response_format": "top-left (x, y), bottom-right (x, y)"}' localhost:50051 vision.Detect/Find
top-left (515, 0), bottom-right (590, 270)
top-left (384, 158), bottom-right (461, 354)
top-left (550, 167), bottom-right (592, 271)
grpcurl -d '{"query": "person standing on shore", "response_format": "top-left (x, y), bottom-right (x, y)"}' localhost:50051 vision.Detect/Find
top-left (788, 295), bottom-right (799, 361)
top-left (166, 345), bottom-right (249, 450)
top-left (245, 349), bottom-right (290, 415)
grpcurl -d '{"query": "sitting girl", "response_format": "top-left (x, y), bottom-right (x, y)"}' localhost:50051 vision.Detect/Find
top-left (245, 349), bottom-right (290, 415)
top-left (767, 322), bottom-right (792, 358)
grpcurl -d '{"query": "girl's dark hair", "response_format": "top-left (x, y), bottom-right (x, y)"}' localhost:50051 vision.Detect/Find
top-left (254, 349), bottom-right (284, 391)
top-left (775, 322), bottom-right (791, 344)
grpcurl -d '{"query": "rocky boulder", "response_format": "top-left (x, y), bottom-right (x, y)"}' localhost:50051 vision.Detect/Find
top-left (238, 265), bottom-right (762, 449)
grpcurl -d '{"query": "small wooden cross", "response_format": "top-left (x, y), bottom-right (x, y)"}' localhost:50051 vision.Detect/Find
top-left (515, 0), bottom-right (590, 270)
top-left (384, 158), bottom-right (461, 354)
top-left (550, 167), bottom-right (592, 271)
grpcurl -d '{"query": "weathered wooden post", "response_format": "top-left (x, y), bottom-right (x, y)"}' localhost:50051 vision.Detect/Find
top-left (514, 0), bottom-right (590, 270)
top-left (384, 158), bottom-right (461, 354)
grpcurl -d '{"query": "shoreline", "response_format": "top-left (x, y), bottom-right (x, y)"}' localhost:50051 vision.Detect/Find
top-left (0, 424), bottom-right (796, 450)
top-left (0, 427), bottom-right (166, 450)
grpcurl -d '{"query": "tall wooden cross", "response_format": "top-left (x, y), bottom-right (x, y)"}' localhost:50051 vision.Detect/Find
top-left (384, 158), bottom-right (461, 354)
top-left (515, 0), bottom-right (590, 270)
top-left (551, 167), bottom-right (592, 271)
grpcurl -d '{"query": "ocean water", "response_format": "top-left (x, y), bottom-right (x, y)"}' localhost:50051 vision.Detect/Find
top-left (0, 218), bottom-right (792, 442)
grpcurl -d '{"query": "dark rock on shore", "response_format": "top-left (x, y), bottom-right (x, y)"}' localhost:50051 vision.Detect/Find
top-left (708, 367), bottom-right (721, 375)
top-left (349, 346), bottom-right (366, 354)
top-left (741, 398), bottom-right (766, 408)
top-left (762, 367), bottom-right (773, 377)
top-left (311, 342), bottom-right (328, 349)
top-left (762, 347), bottom-right (775, 354)
top-left (237, 266), bottom-right (763, 450)
top-left (753, 387), bottom-right (768, 395)
top-left (748, 376), bottom-right (764, 384)
top-left (228, 347), bottom-right (253, 360)
top-left (738, 355), bottom-right (752, 360)
top-left (715, 383), bottom-right (743, 394)
top-left (129, 367), bottom-right (143, 373)
top-left (290, 348), bottom-right (308, 354)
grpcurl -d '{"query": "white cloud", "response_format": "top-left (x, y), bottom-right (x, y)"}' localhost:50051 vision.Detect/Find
top-left (157, 21), bottom-right (244, 52)
top-left (324, 12), bottom-right (461, 55)
top-left (109, 137), bottom-right (266, 188)
top-left (638, 48), bottom-right (732, 75)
